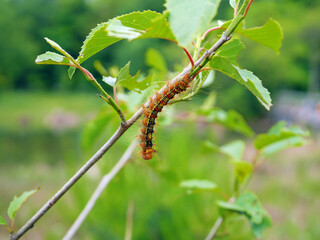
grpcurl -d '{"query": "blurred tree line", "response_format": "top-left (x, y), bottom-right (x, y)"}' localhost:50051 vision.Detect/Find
top-left (0, 0), bottom-right (165, 90)
top-left (0, 0), bottom-right (319, 116)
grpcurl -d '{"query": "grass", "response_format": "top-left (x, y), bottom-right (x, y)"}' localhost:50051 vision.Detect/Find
top-left (0, 91), bottom-right (104, 132)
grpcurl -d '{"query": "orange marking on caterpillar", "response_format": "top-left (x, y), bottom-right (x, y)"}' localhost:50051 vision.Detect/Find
top-left (140, 73), bottom-right (191, 160)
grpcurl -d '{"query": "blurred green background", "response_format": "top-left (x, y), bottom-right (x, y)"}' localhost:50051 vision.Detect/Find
top-left (0, 0), bottom-right (319, 239)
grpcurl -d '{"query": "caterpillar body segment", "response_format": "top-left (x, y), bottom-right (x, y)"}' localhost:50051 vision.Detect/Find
top-left (140, 73), bottom-right (191, 160)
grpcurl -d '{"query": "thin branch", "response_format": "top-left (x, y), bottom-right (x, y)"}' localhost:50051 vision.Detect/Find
top-left (124, 201), bottom-right (134, 240)
top-left (62, 140), bottom-right (137, 240)
top-left (88, 74), bottom-right (127, 125)
top-left (9, 111), bottom-right (142, 240)
top-left (10, 4), bottom-right (253, 238)
top-left (205, 197), bottom-right (235, 240)
top-left (205, 217), bottom-right (223, 240)
top-left (98, 94), bottom-right (110, 104)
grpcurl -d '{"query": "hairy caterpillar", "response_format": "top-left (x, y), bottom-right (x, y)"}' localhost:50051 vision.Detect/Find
top-left (140, 73), bottom-right (191, 160)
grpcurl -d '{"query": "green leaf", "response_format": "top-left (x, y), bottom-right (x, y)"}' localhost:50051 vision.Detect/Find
top-left (198, 0), bottom-right (222, 34)
top-left (236, 192), bottom-right (272, 237)
top-left (0, 216), bottom-right (8, 226)
top-left (102, 61), bottom-right (152, 92)
top-left (251, 216), bottom-right (272, 237)
top-left (220, 19), bottom-right (283, 54)
top-left (145, 48), bottom-right (167, 87)
top-left (232, 160), bottom-right (253, 193)
top-left (216, 38), bottom-right (245, 65)
top-left (229, 0), bottom-right (239, 9)
top-left (267, 121), bottom-right (286, 134)
top-left (236, 19), bottom-right (283, 54)
top-left (38, 38), bottom-right (77, 78)
top-left (220, 140), bottom-right (246, 161)
top-left (44, 38), bottom-right (74, 60)
top-left (218, 192), bottom-right (272, 237)
top-left (262, 137), bottom-right (308, 157)
top-left (180, 179), bottom-right (218, 191)
top-left (203, 140), bottom-right (246, 162)
top-left (200, 70), bottom-right (215, 87)
top-left (76, 11), bottom-right (176, 66)
top-left (165, 0), bottom-right (221, 47)
top-left (209, 57), bottom-right (272, 110)
top-left (217, 200), bottom-right (243, 212)
top-left (102, 76), bottom-right (117, 87)
top-left (236, 192), bottom-right (269, 223)
top-left (235, 66), bottom-right (272, 109)
top-left (7, 188), bottom-right (39, 220)
top-left (35, 51), bottom-right (73, 66)
top-left (254, 121), bottom-right (309, 157)
top-left (186, 69), bottom-right (215, 98)
top-left (115, 62), bottom-right (140, 89)
top-left (255, 121), bottom-right (309, 149)
top-left (199, 107), bottom-right (254, 136)
top-left (68, 67), bottom-right (76, 79)
top-left (146, 48), bottom-right (167, 72)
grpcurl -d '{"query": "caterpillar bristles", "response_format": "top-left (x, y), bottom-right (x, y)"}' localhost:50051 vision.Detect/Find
top-left (139, 73), bottom-right (190, 160)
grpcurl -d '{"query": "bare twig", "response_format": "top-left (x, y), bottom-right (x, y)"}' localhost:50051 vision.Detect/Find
top-left (124, 201), bottom-right (134, 240)
top-left (205, 197), bottom-right (235, 240)
top-left (62, 140), bottom-right (137, 240)
top-left (205, 217), bottom-right (223, 240)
